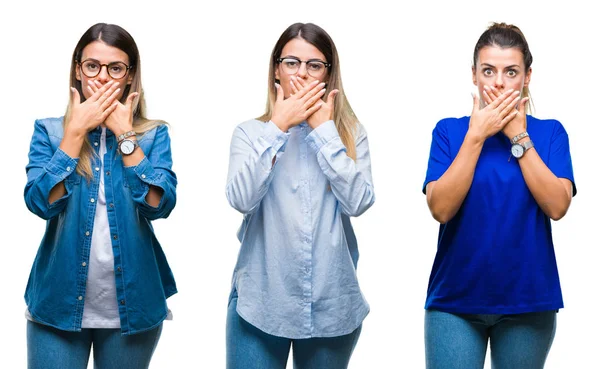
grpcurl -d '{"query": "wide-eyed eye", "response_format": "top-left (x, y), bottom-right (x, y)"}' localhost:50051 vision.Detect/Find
top-left (482, 68), bottom-right (494, 77)
top-left (506, 69), bottom-right (518, 77)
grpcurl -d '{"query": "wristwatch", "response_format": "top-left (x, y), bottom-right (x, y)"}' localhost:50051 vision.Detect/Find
top-left (118, 138), bottom-right (139, 155)
top-left (511, 140), bottom-right (534, 159)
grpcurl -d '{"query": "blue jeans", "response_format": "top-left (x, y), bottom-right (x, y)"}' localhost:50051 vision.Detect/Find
top-left (226, 296), bottom-right (361, 369)
top-left (425, 309), bottom-right (557, 369)
top-left (27, 320), bottom-right (162, 369)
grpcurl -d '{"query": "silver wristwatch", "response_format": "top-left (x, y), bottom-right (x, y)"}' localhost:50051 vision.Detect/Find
top-left (511, 140), bottom-right (534, 159)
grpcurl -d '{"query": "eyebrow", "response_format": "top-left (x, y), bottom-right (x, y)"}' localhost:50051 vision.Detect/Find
top-left (81, 58), bottom-right (129, 64)
top-left (480, 63), bottom-right (521, 69)
top-left (280, 55), bottom-right (327, 63)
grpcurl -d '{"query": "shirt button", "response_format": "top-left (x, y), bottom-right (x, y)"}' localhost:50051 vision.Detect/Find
top-left (117, 267), bottom-right (122, 272)
top-left (141, 174), bottom-right (146, 179)
top-left (109, 203), bottom-right (114, 208)
top-left (94, 142), bottom-right (99, 147)
top-left (82, 262), bottom-right (87, 267)
top-left (106, 171), bottom-right (110, 176)
top-left (78, 296), bottom-right (83, 301)
top-left (66, 166), bottom-right (71, 172)
top-left (120, 300), bottom-right (125, 305)
top-left (95, 167), bottom-right (100, 171)
top-left (109, 145), bottom-right (113, 149)
top-left (113, 235), bottom-right (118, 240)
top-left (90, 198), bottom-right (95, 203)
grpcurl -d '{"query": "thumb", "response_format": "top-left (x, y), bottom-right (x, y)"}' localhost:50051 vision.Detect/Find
top-left (126, 92), bottom-right (139, 109)
top-left (326, 89), bottom-right (339, 106)
top-left (275, 83), bottom-right (283, 102)
top-left (471, 92), bottom-right (480, 114)
top-left (518, 96), bottom-right (529, 113)
top-left (70, 87), bottom-right (81, 105)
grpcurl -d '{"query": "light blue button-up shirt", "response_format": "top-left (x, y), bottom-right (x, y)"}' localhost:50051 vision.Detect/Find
top-left (226, 119), bottom-right (375, 339)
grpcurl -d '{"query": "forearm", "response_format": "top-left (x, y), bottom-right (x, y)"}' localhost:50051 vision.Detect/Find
top-left (518, 142), bottom-right (572, 220)
top-left (120, 143), bottom-right (162, 206)
top-left (427, 133), bottom-right (484, 223)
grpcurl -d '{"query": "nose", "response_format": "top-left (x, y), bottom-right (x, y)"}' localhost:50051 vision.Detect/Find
top-left (296, 62), bottom-right (308, 79)
top-left (494, 74), bottom-right (505, 90)
top-left (96, 65), bottom-right (111, 83)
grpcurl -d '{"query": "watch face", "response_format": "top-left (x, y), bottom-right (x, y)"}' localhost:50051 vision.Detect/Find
top-left (511, 144), bottom-right (524, 158)
top-left (120, 140), bottom-right (135, 155)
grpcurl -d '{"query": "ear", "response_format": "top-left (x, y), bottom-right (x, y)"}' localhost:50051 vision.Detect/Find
top-left (275, 66), bottom-right (280, 81)
top-left (524, 67), bottom-right (532, 87)
top-left (471, 65), bottom-right (477, 86)
top-left (75, 64), bottom-right (81, 81)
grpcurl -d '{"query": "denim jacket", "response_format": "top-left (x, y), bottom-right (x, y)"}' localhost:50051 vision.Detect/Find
top-left (24, 117), bottom-right (177, 335)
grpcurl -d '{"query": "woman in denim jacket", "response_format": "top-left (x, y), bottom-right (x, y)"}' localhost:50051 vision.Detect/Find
top-left (23, 23), bottom-right (177, 369)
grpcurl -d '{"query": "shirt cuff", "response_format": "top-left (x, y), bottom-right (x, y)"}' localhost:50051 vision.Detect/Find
top-left (46, 147), bottom-right (80, 180)
top-left (306, 120), bottom-right (339, 152)
top-left (124, 157), bottom-right (161, 191)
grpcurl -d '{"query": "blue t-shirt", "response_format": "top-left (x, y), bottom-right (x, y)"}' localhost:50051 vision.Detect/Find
top-left (422, 115), bottom-right (576, 314)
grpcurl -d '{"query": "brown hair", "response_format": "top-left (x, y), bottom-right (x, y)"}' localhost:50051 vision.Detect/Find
top-left (473, 22), bottom-right (534, 113)
top-left (65, 23), bottom-right (164, 178)
top-left (258, 23), bottom-right (359, 160)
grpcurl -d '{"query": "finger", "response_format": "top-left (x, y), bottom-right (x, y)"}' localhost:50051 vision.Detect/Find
top-left (471, 92), bottom-right (480, 114)
top-left (125, 92), bottom-right (139, 109)
top-left (296, 76), bottom-right (308, 88)
top-left (492, 89), bottom-right (519, 111)
top-left (70, 87), bottom-right (81, 105)
top-left (500, 110), bottom-right (519, 126)
top-left (498, 91), bottom-right (521, 118)
top-left (305, 101), bottom-right (324, 117)
top-left (291, 76), bottom-right (304, 95)
top-left (326, 89), bottom-right (339, 107)
top-left (275, 83), bottom-right (283, 102)
top-left (88, 80), bottom-right (114, 102)
top-left (303, 87), bottom-right (327, 110)
top-left (300, 81), bottom-right (326, 102)
top-left (482, 88), bottom-right (493, 105)
top-left (489, 86), bottom-right (501, 100)
top-left (100, 102), bottom-right (119, 121)
top-left (97, 82), bottom-right (120, 104)
top-left (101, 87), bottom-right (121, 111)
top-left (296, 80), bottom-right (321, 99)
top-left (290, 77), bottom-right (300, 96)
top-left (516, 96), bottom-right (529, 112)
top-left (88, 80), bottom-right (100, 94)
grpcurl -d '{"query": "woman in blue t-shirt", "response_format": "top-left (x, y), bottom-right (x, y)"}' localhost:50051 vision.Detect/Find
top-left (422, 22), bottom-right (576, 369)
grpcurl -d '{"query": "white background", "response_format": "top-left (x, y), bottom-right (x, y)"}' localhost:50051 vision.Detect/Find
top-left (1, 0), bottom-right (598, 367)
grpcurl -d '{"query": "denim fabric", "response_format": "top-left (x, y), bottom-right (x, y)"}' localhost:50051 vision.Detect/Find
top-left (226, 119), bottom-right (375, 339)
top-left (425, 309), bottom-right (556, 369)
top-left (24, 117), bottom-right (177, 335)
top-left (226, 296), bottom-right (361, 369)
top-left (27, 320), bottom-right (162, 369)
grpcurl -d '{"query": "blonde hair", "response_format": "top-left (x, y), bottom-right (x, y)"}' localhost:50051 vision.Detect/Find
top-left (65, 23), bottom-right (165, 179)
top-left (258, 23), bottom-right (359, 160)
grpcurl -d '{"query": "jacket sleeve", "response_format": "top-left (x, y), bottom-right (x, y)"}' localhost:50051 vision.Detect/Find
top-left (122, 124), bottom-right (177, 220)
top-left (24, 120), bottom-right (80, 220)
top-left (225, 120), bottom-right (289, 214)
top-left (306, 120), bottom-right (375, 216)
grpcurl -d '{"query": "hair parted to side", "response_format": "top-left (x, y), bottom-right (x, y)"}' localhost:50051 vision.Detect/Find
top-left (258, 22), bottom-right (359, 161)
top-left (65, 23), bottom-right (166, 179)
top-left (473, 22), bottom-right (534, 114)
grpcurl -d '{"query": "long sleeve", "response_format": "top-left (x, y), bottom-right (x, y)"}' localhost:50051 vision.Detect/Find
top-left (24, 119), bottom-right (80, 220)
top-left (226, 120), bottom-right (290, 214)
top-left (122, 124), bottom-right (177, 220)
top-left (306, 120), bottom-right (375, 216)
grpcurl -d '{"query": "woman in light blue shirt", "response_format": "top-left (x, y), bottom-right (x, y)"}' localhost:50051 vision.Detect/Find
top-left (24, 23), bottom-right (177, 369)
top-left (225, 22), bottom-right (375, 369)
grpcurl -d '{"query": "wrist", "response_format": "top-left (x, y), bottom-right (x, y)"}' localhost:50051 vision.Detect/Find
top-left (464, 130), bottom-right (485, 147)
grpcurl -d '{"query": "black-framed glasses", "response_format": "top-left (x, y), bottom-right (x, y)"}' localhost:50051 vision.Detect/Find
top-left (276, 57), bottom-right (331, 78)
top-left (78, 58), bottom-right (132, 79)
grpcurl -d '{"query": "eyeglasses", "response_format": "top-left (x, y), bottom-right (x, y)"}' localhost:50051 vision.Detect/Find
top-left (276, 57), bottom-right (331, 78)
top-left (78, 58), bottom-right (132, 79)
